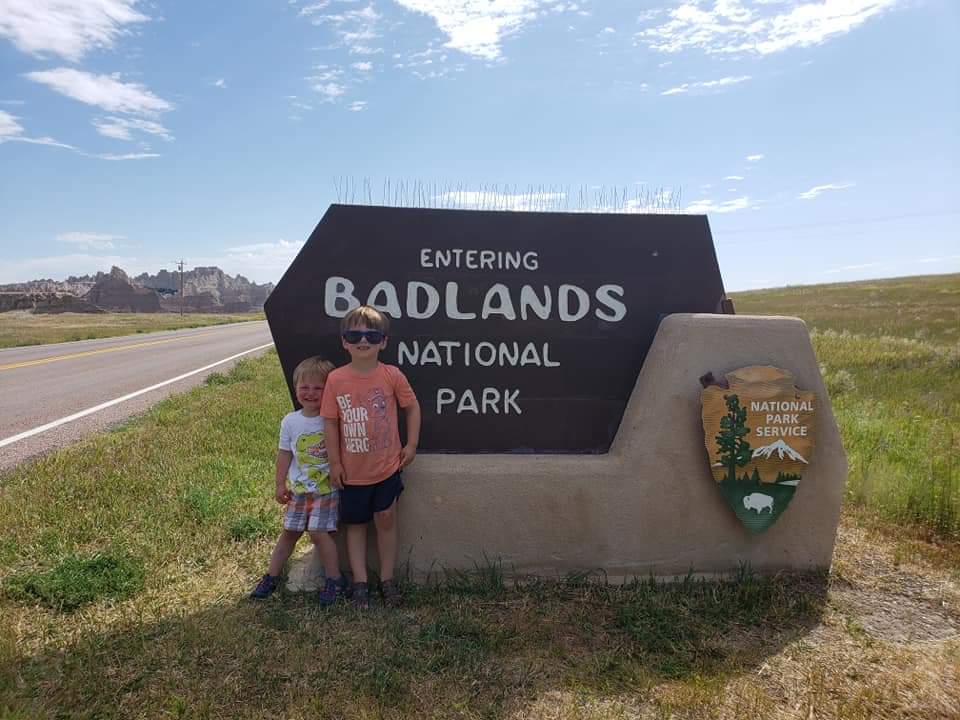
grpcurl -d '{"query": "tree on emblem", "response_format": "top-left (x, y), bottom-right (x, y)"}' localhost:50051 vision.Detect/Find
top-left (716, 394), bottom-right (752, 483)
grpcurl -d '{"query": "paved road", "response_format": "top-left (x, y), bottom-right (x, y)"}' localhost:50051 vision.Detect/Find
top-left (0, 321), bottom-right (273, 471)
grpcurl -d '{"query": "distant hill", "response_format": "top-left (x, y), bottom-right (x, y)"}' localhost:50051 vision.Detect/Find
top-left (0, 265), bottom-right (273, 314)
top-left (729, 273), bottom-right (959, 346)
top-left (134, 267), bottom-right (273, 312)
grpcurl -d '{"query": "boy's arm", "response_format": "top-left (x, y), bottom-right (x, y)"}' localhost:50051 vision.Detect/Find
top-left (325, 418), bottom-right (345, 488)
top-left (275, 449), bottom-right (293, 504)
top-left (400, 397), bottom-right (421, 469)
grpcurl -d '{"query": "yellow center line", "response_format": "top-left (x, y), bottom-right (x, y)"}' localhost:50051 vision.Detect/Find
top-left (0, 331), bottom-right (221, 371)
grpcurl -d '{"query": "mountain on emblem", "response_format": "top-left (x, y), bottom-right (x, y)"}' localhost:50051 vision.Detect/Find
top-left (701, 366), bottom-right (817, 534)
top-left (751, 439), bottom-right (808, 463)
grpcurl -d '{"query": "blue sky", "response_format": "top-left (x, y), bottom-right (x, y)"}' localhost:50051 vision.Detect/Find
top-left (1, 0), bottom-right (957, 291)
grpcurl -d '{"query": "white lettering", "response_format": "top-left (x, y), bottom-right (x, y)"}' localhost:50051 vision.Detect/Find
top-left (519, 343), bottom-right (541, 366)
top-left (498, 342), bottom-right (519, 366)
top-left (398, 341), bottom-right (418, 366)
top-left (367, 281), bottom-right (402, 318)
top-left (595, 284), bottom-right (627, 322)
top-left (481, 283), bottom-right (517, 320)
top-left (437, 388), bottom-right (456, 413)
top-left (325, 276), bottom-right (359, 317)
top-left (436, 388), bottom-right (523, 414)
top-left (457, 389), bottom-right (479, 413)
top-left (475, 342), bottom-right (496, 367)
top-left (519, 285), bottom-right (551, 320)
top-left (559, 284), bottom-right (590, 322)
top-left (421, 341), bottom-right (442, 366)
top-left (445, 282), bottom-right (476, 320)
top-left (407, 281), bottom-right (440, 319)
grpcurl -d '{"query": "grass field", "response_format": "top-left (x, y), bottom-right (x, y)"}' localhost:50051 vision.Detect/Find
top-left (732, 273), bottom-right (959, 541)
top-left (0, 274), bottom-right (957, 718)
top-left (0, 310), bottom-right (265, 348)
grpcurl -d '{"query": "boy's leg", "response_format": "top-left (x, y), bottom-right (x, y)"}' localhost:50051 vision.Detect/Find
top-left (346, 523), bottom-right (368, 583)
top-left (267, 529), bottom-right (303, 577)
top-left (373, 501), bottom-right (398, 582)
top-left (308, 531), bottom-right (341, 580)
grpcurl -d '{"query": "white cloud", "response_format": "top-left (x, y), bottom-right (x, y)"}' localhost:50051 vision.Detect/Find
top-left (638, 0), bottom-right (900, 56)
top-left (724, 175), bottom-right (745, 180)
top-left (2, 134), bottom-right (78, 150)
top-left (661, 75), bottom-right (751, 95)
top-left (0, 110), bottom-right (24, 137)
top-left (213, 78), bottom-right (227, 88)
top-left (25, 68), bottom-right (172, 116)
top-left (825, 261), bottom-right (885, 274)
top-left (312, 82), bottom-right (346, 100)
top-left (746, 153), bottom-right (764, 162)
top-left (352, 61), bottom-right (372, 71)
top-left (798, 182), bottom-right (855, 200)
top-left (93, 115), bottom-right (173, 141)
top-left (96, 152), bottom-right (160, 160)
top-left (390, 0), bottom-right (549, 60)
top-left (434, 189), bottom-right (567, 211)
top-left (348, 100), bottom-right (368, 111)
top-left (56, 231), bottom-right (123, 250)
top-left (0, 253), bottom-right (139, 284)
top-left (685, 196), bottom-right (751, 214)
top-left (0, 0), bottom-right (148, 62)
top-left (218, 239), bottom-right (305, 280)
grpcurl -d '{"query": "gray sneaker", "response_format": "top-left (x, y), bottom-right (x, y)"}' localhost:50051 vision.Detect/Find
top-left (380, 579), bottom-right (402, 608)
top-left (318, 575), bottom-right (348, 607)
top-left (350, 581), bottom-right (370, 609)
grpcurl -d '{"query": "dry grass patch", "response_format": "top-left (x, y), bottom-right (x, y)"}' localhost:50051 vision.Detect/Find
top-left (0, 310), bottom-right (264, 348)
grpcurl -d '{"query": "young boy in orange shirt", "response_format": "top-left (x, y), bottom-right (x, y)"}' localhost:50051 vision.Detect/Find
top-left (321, 306), bottom-right (421, 608)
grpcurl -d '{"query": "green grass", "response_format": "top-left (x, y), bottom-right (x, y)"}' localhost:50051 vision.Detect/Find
top-left (0, 349), bottom-right (843, 719)
top-left (0, 275), bottom-right (957, 717)
top-left (732, 273), bottom-right (960, 345)
top-left (0, 310), bottom-right (265, 348)
top-left (732, 273), bottom-right (960, 541)
top-left (3, 553), bottom-right (145, 612)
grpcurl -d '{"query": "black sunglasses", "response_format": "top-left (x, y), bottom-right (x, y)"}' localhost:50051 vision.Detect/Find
top-left (342, 330), bottom-right (385, 344)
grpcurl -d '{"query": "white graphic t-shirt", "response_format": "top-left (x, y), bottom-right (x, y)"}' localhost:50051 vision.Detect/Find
top-left (278, 410), bottom-right (331, 495)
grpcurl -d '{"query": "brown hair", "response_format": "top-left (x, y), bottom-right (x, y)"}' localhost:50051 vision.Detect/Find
top-left (340, 305), bottom-right (390, 335)
top-left (292, 355), bottom-right (335, 385)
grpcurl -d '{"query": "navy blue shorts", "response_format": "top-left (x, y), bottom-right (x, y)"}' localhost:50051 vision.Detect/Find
top-left (340, 471), bottom-right (403, 524)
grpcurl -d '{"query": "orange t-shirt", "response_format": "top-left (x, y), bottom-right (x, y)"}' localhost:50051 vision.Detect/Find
top-left (320, 363), bottom-right (417, 486)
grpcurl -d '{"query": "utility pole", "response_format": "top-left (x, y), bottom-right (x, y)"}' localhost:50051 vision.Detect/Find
top-left (174, 259), bottom-right (185, 316)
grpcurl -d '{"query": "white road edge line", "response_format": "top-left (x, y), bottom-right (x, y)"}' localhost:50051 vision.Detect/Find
top-left (0, 342), bottom-right (275, 450)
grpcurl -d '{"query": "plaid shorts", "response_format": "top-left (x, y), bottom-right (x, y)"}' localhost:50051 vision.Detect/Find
top-left (283, 491), bottom-right (340, 533)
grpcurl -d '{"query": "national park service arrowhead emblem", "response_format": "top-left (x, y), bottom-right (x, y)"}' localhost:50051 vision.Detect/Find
top-left (701, 366), bottom-right (816, 534)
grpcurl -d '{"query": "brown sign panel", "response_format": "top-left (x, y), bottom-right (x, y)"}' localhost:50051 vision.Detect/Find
top-left (701, 366), bottom-right (817, 533)
top-left (266, 204), bottom-right (726, 453)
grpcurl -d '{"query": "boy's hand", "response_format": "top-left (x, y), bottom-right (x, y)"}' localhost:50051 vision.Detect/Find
top-left (329, 463), bottom-right (345, 489)
top-left (400, 444), bottom-right (417, 469)
top-left (275, 486), bottom-right (292, 504)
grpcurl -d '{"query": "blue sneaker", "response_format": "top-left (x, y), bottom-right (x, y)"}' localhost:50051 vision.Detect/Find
top-left (318, 575), bottom-right (347, 607)
top-left (250, 574), bottom-right (279, 600)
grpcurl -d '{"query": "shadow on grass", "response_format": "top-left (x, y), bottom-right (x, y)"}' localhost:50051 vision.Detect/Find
top-left (4, 567), bottom-right (828, 719)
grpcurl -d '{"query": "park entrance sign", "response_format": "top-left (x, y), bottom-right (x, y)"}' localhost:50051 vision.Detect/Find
top-left (265, 204), bottom-right (727, 453)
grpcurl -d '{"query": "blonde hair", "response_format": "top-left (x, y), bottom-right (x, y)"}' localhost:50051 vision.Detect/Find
top-left (292, 355), bottom-right (335, 385)
top-left (341, 305), bottom-right (390, 335)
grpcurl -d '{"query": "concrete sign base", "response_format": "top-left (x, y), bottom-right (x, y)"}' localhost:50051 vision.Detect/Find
top-left (288, 313), bottom-right (846, 588)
